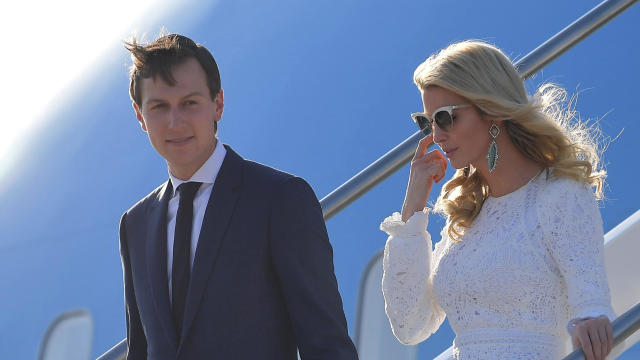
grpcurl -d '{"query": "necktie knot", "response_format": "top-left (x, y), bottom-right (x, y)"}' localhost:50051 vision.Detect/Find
top-left (178, 182), bottom-right (202, 203)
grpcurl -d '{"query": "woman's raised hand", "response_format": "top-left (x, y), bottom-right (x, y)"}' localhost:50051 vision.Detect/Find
top-left (401, 135), bottom-right (447, 222)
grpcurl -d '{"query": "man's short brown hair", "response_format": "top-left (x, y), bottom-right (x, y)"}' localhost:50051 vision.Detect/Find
top-left (125, 34), bottom-right (221, 107)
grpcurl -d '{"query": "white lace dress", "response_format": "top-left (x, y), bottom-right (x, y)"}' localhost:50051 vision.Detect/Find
top-left (381, 174), bottom-right (616, 360)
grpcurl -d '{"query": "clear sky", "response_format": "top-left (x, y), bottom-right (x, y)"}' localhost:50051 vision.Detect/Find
top-left (0, 1), bottom-right (638, 359)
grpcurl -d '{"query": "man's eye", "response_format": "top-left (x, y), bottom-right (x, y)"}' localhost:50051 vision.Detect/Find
top-left (151, 104), bottom-right (167, 110)
top-left (185, 100), bottom-right (197, 106)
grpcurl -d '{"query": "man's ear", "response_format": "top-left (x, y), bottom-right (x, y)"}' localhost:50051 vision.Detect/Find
top-left (132, 102), bottom-right (147, 132)
top-left (214, 89), bottom-right (224, 122)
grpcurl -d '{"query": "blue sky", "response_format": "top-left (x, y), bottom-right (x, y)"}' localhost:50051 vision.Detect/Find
top-left (0, 1), bottom-right (638, 359)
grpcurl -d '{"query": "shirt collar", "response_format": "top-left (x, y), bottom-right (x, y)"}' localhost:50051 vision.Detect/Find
top-left (169, 139), bottom-right (227, 197)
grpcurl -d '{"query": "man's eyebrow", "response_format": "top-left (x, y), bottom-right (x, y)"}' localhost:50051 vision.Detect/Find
top-left (145, 98), bottom-right (165, 105)
top-left (144, 92), bottom-right (207, 105)
top-left (182, 91), bottom-right (207, 98)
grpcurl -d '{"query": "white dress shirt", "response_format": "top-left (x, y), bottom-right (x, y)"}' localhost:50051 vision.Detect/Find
top-left (167, 140), bottom-right (227, 302)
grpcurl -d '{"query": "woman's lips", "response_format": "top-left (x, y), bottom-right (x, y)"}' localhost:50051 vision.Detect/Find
top-left (444, 148), bottom-right (457, 157)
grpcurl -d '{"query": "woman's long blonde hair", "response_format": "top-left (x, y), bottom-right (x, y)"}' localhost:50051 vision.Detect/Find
top-left (413, 40), bottom-right (606, 241)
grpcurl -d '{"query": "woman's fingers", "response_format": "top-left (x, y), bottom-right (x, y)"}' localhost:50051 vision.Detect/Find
top-left (588, 326), bottom-right (602, 360)
top-left (412, 137), bottom-right (448, 182)
top-left (572, 330), bottom-right (581, 350)
top-left (580, 331), bottom-right (595, 360)
top-left (412, 150), bottom-right (447, 184)
top-left (599, 316), bottom-right (613, 357)
top-left (573, 324), bottom-right (594, 360)
top-left (403, 140), bottom-right (447, 222)
top-left (606, 318), bottom-right (613, 354)
top-left (573, 317), bottom-right (614, 360)
top-left (413, 135), bottom-right (433, 162)
top-left (415, 152), bottom-right (442, 173)
top-left (588, 316), bottom-right (613, 359)
top-left (423, 150), bottom-right (447, 182)
top-left (597, 324), bottom-right (609, 357)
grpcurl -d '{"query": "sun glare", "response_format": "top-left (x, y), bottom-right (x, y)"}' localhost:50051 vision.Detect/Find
top-left (0, 0), bottom-right (176, 182)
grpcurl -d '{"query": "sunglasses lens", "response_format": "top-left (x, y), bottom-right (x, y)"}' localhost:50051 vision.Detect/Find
top-left (434, 110), bottom-right (453, 131)
top-left (413, 115), bottom-right (430, 131)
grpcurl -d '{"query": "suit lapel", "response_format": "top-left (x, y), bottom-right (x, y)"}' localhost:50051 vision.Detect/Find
top-left (179, 146), bottom-right (244, 348)
top-left (146, 181), bottom-right (179, 349)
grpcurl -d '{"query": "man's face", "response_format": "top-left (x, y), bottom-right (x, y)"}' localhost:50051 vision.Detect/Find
top-left (134, 57), bottom-right (224, 180)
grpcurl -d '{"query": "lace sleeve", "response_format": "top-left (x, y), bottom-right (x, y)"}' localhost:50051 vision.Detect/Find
top-left (540, 179), bottom-right (616, 329)
top-left (380, 209), bottom-right (446, 345)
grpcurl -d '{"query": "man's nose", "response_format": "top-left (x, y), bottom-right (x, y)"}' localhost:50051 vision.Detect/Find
top-left (168, 107), bottom-right (184, 128)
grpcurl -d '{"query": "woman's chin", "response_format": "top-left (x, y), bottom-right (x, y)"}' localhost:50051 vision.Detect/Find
top-left (449, 160), bottom-right (466, 170)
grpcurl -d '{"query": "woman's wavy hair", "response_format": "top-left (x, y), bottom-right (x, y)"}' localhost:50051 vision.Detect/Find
top-left (413, 40), bottom-right (606, 241)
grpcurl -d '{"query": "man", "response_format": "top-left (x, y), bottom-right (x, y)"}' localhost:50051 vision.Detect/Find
top-left (119, 34), bottom-right (358, 360)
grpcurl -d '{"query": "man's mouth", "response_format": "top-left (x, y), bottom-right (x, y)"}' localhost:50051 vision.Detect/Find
top-left (167, 136), bottom-right (194, 145)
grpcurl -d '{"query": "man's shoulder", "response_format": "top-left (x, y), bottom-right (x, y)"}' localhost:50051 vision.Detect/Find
top-left (241, 158), bottom-right (316, 198)
top-left (225, 145), bottom-right (296, 186)
top-left (243, 158), bottom-right (295, 184)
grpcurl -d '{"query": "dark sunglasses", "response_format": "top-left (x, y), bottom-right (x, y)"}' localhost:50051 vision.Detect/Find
top-left (411, 104), bottom-right (472, 135)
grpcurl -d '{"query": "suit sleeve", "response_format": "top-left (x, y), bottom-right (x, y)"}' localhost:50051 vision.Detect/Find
top-left (119, 212), bottom-right (148, 359)
top-left (269, 177), bottom-right (358, 360)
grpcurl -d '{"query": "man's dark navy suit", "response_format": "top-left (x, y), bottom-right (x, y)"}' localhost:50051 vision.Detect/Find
top-left (119, 145), bottom-right (358, 360)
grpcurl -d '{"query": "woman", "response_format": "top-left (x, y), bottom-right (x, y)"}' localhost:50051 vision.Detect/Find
top-left (380, 40), bottom-right (615, 360)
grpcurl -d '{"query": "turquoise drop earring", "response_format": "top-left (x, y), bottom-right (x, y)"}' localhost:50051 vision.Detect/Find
top-left (487, 123), bottom-right (500, 172)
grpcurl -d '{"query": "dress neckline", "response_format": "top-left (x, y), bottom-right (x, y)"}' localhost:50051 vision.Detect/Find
top-left (487, 169), bottom-right (544, 200)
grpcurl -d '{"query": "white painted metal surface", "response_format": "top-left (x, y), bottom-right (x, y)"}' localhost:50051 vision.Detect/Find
top-left (355, 253), bottom-right (418, 360)
top-left (39, 309), bottom-right (93, 360)
top-left (602, 210), bottom-right (640, 357)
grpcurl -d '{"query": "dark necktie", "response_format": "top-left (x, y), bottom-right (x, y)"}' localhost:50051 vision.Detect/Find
top-left (172, 181), bottom-right (202, 340)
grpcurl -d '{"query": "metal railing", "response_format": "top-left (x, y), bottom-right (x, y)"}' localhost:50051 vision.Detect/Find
top-left (563, 301), bottom-right (640, 360)
top-left (97, 340), bottom-right (126, 360)
top-left (97, 0), bottom-right (639, 358)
